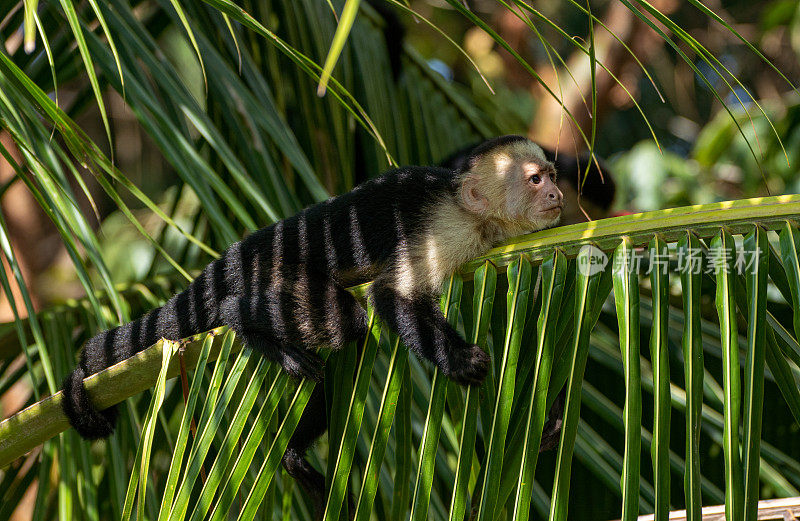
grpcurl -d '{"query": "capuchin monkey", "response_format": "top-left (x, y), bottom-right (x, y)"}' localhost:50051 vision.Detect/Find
top-left (61, 135), bottom-right (563, 517)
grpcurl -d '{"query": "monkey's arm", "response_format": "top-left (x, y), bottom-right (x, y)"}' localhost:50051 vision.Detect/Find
top-left (368, 275), bottom-right (489, 386)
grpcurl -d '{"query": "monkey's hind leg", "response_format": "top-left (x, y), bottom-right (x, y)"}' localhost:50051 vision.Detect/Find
top-left (283, 384), bottom-right (328, 519)
top-left (283, 383), bottom-right (359, 521)
top-left (223, 277), bottom-right (367, 518)
top-left (369, 278), bottom-right (490, 386)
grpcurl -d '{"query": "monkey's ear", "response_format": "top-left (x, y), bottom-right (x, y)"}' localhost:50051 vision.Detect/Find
top-left (460, 175), bottom-right (489, 214)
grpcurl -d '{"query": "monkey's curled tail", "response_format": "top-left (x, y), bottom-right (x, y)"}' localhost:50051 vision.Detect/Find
top-left (62, 265), bottom-right (225, 439)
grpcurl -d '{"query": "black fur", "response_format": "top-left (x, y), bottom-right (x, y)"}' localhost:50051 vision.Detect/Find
top-left (458, 135), bottom-right (529, 172)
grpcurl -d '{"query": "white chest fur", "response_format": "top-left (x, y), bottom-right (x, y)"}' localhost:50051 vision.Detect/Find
top-left (391, 197), bottom-right (499, 297)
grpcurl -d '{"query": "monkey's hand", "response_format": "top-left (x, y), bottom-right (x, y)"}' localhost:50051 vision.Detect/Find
top-left (445, 344), bottom-right (491, 386)
top-left (279, 346), bottom-right (325, 382)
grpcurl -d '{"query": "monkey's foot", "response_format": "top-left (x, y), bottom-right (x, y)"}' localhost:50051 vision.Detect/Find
top-left (445, 344), bottom-right (490, 386)
top-left (280, 347), bottom-right (324, 382)
top-left (282, 447), bottom-right (326, 518)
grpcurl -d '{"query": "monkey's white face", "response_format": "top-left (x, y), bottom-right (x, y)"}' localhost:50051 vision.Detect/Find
top-left (460, 139), bottom-right (563, 235)
top-left (510, 158), bottom-right (563, 229)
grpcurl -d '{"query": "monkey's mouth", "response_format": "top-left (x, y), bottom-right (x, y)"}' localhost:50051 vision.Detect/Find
top-left (541, 203), bottom-right (563, 214)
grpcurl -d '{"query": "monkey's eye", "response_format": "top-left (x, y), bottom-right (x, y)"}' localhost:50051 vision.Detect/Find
top-left (529, 174), bottom-right (541, 185)
top-left (549, 172), bottom-right (556, 182)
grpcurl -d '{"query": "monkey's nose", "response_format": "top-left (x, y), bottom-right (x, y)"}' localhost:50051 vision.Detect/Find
top-left (547, 190), bottom-right (562, 202)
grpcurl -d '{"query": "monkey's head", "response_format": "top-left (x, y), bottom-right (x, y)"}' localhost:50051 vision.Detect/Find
top-left (457, 136), bottom-right (563, 235)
